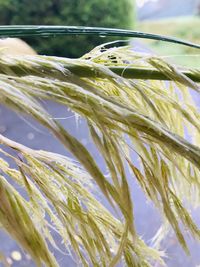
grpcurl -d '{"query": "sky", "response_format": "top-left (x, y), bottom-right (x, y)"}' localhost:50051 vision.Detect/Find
top-left (136, 0), bottom-right (159, 8)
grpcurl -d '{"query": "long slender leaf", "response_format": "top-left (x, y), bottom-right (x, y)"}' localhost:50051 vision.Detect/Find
top-left (0, 25), bottom-right (199, 49)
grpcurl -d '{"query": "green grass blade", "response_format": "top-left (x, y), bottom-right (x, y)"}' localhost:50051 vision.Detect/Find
top-left (0, 25), bottom-right (199, 49)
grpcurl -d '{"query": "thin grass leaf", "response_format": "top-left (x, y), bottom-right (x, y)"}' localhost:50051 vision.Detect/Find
top-left (0, 25), bottom-right (199, 49)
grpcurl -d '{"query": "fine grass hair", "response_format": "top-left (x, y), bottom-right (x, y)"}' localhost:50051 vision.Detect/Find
top-left (0, 28), bottom-right (200, 266)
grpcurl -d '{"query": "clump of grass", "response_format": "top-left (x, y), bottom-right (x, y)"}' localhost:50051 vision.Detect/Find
top-left (0, 40), bottom-right (200, 266)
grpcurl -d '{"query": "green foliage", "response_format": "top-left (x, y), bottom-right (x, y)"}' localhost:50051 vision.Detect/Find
top-left (0, 0), bottom-right (135, 57)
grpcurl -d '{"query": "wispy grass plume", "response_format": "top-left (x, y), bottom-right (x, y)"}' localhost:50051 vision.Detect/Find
top-left (0, 42), bottom-right (200, 266)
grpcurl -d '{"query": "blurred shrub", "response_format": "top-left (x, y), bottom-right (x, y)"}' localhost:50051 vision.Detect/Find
top-left (0, 0), bottom-right (135, 57)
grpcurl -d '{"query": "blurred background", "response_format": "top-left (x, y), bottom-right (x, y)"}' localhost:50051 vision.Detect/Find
top-left (0, 0), bottom-right (200, 266)
top-left (0, 0), bottom-right (199, 61)
top-left (137, 0), bottom-right (200, 67)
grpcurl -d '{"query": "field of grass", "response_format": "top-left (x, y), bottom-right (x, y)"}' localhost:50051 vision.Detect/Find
top-left (138, 16), bottom-right (200, 68)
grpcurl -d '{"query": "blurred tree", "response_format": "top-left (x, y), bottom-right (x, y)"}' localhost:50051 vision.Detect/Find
top-left (0, 0), bottom-right (135, 57)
